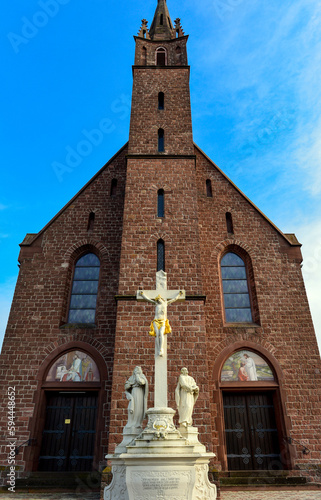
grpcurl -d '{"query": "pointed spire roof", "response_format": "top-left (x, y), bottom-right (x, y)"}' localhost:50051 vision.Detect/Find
top-left (149, 0), bottom-right (175, 40)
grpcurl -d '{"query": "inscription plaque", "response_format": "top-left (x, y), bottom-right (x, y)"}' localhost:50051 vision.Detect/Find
top-left (130, 470), bottom-right (192, 500)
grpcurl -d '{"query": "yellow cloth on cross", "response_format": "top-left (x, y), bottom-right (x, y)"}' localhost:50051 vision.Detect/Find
top-left (149, 319), bottom-right (171, 337)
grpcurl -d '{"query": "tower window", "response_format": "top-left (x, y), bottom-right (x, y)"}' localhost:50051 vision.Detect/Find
top-left (157, 189), bottom-right (164, 217)
top-left (221, 252), bottom-right (252, 323)
top-left (68, 253), bottom-right (100, 324)
top-left (87, 212), bottom-right (95, 231)
top-left (226, 212), bottom-right (234, 234)
top-left (143, 30), bottom-right (146, 39)
top-left (160, 14), bottom-right (163, 25)
top-left (158, 92), bottom-right (164, 110)
top-left (157, 239), bottom-right (165, 271)
top-left (158, 129), bottom-right (165, 152)
top-left (206, 179), bottom-right (213, 197)
top-left (142, 46), bottom-right (147, 65)
top-left (110, 178), bottom-right (117, 196)
top-left (176, 45), bottom-right (182, 64)
top-left (156, 47), bottom-right (166, 66)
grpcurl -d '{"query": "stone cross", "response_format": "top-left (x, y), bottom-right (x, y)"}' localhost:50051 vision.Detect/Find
top-left (136, 270), bottom-right (185, 408)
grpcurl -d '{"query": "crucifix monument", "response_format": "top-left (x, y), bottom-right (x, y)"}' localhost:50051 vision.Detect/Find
top-left (136, 270), bottom-right (185, 408)
top-left (105, 270), bottom-right (216, 500)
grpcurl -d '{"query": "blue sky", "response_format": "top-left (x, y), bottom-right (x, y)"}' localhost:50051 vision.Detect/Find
top-left (1, 0), bottom-right (321, 353)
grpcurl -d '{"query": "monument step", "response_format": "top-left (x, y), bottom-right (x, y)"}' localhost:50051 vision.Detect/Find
top-left (219, 474), bottom-right (307, 487)
top-left (219, 470), bottom-right (289, 478)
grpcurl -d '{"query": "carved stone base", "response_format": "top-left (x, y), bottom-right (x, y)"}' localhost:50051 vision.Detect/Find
top-left (105, 455), bottom-right (216, 500)
top-left (105, 407), bottom-right (217, 500)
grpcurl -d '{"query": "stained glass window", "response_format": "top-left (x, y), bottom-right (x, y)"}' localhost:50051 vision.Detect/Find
top-left (158, 189), bottom-right (164, 217)
top-left (158, 92), bottom-right (164, 110)
top-left (221, 252), bottom-right (252, 323)
top-left (157, 239), bottom-right (165, 271)
top-left (158, 129), bottom-right (165, 152)
top-left (68, 253), bottom-right (100, 324)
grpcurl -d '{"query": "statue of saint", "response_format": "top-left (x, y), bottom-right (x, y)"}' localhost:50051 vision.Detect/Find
top-left (124, 366), bottom-right (149, 430)
top-left (175, 367), bottom-right (199, 427)
top-left (138, 289), bottom-right (183, 357)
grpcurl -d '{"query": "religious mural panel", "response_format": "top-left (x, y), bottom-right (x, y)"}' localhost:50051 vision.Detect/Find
top-left (46, 350), bottom-right (100, 382)
top-left (221, 350), bottom-right (274, 382)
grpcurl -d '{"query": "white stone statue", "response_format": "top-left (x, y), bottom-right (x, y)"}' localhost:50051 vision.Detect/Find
top-left (175, 367), bottom-right (199, 427)
top-left (124, 366), bottom-right (148, 430)
top-left (138, 288), bottom-right (184, 357)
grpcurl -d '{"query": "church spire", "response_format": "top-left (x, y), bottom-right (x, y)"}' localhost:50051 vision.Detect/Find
top-left (149, 0), bottom-right (175, 40)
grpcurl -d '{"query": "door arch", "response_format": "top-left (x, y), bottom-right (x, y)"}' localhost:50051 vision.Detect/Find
top-left (213, 341), bottom-right (294, 471)
top-left (25, 342), bottom-right (107, 472)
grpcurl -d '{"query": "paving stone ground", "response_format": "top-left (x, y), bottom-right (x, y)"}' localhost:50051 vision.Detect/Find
top-left (1, 490), bottom-right (321, 499)
top-left (221, 491), bottom-right (321, 500)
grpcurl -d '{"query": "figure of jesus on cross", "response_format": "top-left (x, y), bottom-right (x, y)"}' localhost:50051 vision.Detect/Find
top-left (137, 271), bottom-right (185, 358)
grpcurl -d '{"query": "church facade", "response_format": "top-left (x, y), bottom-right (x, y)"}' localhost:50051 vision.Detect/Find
top-left (1, 0), bottom-right (321, 486)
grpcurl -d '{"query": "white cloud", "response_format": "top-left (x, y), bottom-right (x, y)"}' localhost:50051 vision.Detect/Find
top-left (0, 277), bottom-right (17, 352)
top-left (296, 219), bottom-right (321, 355)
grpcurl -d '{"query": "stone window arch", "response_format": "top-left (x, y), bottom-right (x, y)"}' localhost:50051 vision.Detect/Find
top-left (156, 47), bottom-right (167, 66)
top-left (212, 342), bottom-right (293, 472)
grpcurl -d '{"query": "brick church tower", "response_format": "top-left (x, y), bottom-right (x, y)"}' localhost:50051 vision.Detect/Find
top-left (1, 0), bottom-right (321, 489)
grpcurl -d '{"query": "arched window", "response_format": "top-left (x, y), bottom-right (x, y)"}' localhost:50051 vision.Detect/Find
top-left (158, 92), bottom-right (164, 110)
top-left (221, 252), bottom-right (252, 323)
top-left (156, 47), bottom-right (166, 66)
top-left (157, 239), bottom-right (165, 271)
top-left (110, 178), bottom-right (117, 196)
top-left (87, 212), bottom-right (95, 231)
top-left (226, 212), bottom-right (234, 234)
top-left (68, 253), bottom-right (100, 324)
top-left (157, 189), bottom-right (164, 217)
top-left (160, 14), bottom-right (163, 25)
top-left (142, 46), bottom-right (147, 65)
top-left (158, 128), bottom-right (165, 152)
top-left (206, 179), bottom-right (213, 197)
top-left (176, 45), bottom-right (182, 64)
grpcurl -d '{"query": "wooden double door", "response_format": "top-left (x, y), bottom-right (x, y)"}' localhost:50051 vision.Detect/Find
top-left (38, 392), bottom-right (98, 472)
top-left (223, 391), bottom-right (282, 470)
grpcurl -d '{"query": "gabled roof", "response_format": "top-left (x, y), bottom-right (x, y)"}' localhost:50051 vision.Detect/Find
top-left (194, 143), bottom-right (301, 247)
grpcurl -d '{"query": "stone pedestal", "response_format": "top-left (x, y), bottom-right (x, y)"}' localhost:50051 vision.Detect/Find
top-left (104, 408), bottom-right (217, 500)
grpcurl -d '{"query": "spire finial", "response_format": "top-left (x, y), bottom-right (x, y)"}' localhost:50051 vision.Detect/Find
top-left (149, 0), bottom-right (175, 40)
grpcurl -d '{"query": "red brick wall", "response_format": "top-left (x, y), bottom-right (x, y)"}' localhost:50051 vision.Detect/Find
top-left (107, 156), bottom-right (213, 454)
top-left (128, 66), bottom-right (193, 155)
